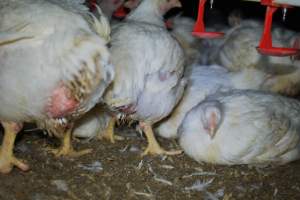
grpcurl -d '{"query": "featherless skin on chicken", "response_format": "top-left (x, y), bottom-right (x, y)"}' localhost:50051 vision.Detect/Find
top-left (179, 90), bottom-right (300, 165)
top-left (103, 0), bottom-right (186, 156)
top-left (156, 64), bottom-right (268, 139)
top-left (0, 0), bottom-right (114, 173)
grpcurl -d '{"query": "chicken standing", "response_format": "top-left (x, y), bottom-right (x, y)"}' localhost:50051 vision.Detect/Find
top-left (156, 64), bottom-right (267, 139)
top-left (179, 90), bottom-right (300, 165)
top-left (0, 0), bottom-right (114, 173)
top-left (103, 0), bottom-right (186, 156)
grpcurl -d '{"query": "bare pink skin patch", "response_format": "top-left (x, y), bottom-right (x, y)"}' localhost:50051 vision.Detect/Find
top-left (116, 103), bottom-right (136, 115)
top-left (47, 84), bottom-right (79, 118)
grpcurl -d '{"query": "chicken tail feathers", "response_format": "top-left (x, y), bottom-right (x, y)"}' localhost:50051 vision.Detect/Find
top-left (90, 5), bottom-right (111, 44)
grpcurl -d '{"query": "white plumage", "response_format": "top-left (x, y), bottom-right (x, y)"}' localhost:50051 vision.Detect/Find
top-left (73, 106), bottom-right (111, 139)
top-left (179, 90), bottom-right (300, 165)
top-left (0, 0), bottom-right (113, 173)
top-left (103, 0), bottom-right (186, 155)
top-left (168, 15), bottom-right (202, 65)
top-left (156, 64), bottom-right (267, 139)
top-left (207, 20), bottom-right (300, 96)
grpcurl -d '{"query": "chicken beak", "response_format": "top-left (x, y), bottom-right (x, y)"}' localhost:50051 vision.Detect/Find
top-left (207, 111), bottom-right (218, 139)
top-left (208, 126), bottom-right (217, 139)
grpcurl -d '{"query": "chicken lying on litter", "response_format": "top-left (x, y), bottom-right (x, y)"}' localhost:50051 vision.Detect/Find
top-left (103, 0), bottom-right (186, 156)
top-left (207, 20), bottom-right (300, 96)
top-left (0, 0), bottom-right (113, 173)
top-left (179, 90), bottom-right (300, 165)
top-left (156, 64), bottom-right (267, 139)
top-left (73, 106), bottom-right (117, 141)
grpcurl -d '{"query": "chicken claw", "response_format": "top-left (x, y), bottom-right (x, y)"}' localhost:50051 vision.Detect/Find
top-left (97, 117), bottom-right (124, 143)
top-left (48, 128), bottom-right (92, 157)
top-left (140, 122), bottom-right (182, 156)
top-left (0, 122), bottom-right (29, 173)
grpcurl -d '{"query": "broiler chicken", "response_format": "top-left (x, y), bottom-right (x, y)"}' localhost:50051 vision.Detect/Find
top-left (0, 0), bottom-right (114, 173)
top-left (179, 90), bottom-right (300, 165)
top-left (207, 20), bottom-right (300, 96)
top-left (156, 64), bottom-right (267, 139)
top-left (73, 105), bottom-right (118, 142)
top-left (167, 15), bottom-right (202, 65)
top-left (103, 0), bottom-right (186, 156)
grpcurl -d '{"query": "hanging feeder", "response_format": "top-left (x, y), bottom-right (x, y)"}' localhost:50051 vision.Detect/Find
top-left (89, 0), bottom-right (97, 12)
top-left (257, 0), bottom-right (299, 56)
top-left (192, 0), bottom-right (224, 39)
top-left (88, 0), bottom-right (128, 17)
top-left (113, 5), bottom-right (128, 18)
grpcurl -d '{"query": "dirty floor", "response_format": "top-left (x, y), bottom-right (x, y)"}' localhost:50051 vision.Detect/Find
top-left (0, 125), bottom-right (299, 200)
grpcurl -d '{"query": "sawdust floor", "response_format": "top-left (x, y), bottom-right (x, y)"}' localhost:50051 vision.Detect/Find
top-left (0, 125), bottom-right (299, 200)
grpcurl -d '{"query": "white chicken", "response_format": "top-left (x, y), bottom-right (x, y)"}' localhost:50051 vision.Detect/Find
top-left (207, 20), bottom-right (300, 96)
top-left (0, 0), bottom-right (114, 173)
top-left (167, 15), bottom-right (202, 65)
top-left (102, 0), bottom-right (186, 156)
top-left (156, 64), bottom-right (267, 139)
top-left (179, 90), bottom-right (300, 165)
top-left (73, 105), bottom-right (113, 140)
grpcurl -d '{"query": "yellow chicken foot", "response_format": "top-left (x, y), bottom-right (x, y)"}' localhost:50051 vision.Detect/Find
top-left (140, 122), bottom-right (182, 156)
top-left (0, 122), bottom-right (29, 173)
top-left (49, 128), bottom-right (92, 157)
top-left (97, 117), bottom-right (123, 143)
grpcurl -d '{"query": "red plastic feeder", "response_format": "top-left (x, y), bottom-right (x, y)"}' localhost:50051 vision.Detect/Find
top-left (257, 0), bottom-right (299, 56)
top-left (192, 0), bottom-right (224, 39)
top-left (89, 0), bottom-right (97, 12)
top-left (113, 5), bottom-right (128, 18)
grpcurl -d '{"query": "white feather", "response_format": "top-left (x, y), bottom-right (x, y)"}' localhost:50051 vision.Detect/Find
top-left (179, 90), bottom-right (300, 165)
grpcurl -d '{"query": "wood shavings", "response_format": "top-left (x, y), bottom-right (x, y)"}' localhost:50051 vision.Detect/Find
top-left (148, 165), bottom-right (173, 186)
top-left (160, 164), bottom-right (175, 169)
top-left (182, 172), bottom-right (218, 179)
top-left (137, 160), bottom-right (144, 170)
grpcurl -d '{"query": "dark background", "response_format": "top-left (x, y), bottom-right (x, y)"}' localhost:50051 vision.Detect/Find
top-left (175, 0), bottom-right (300, 31)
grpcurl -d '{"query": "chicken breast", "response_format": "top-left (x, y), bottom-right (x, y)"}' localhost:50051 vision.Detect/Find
top-left (103, 0), bottom-right (186, 155)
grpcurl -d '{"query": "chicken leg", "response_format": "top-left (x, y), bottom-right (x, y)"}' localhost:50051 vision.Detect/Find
top-left (49, 127), bottom-right (92, 157)
top-left (140, 122), bottom-right (182, 156)
top-left (0, 122), bottom-right (29, 173)
top-left (97, 117), bottom-right (123, 143)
